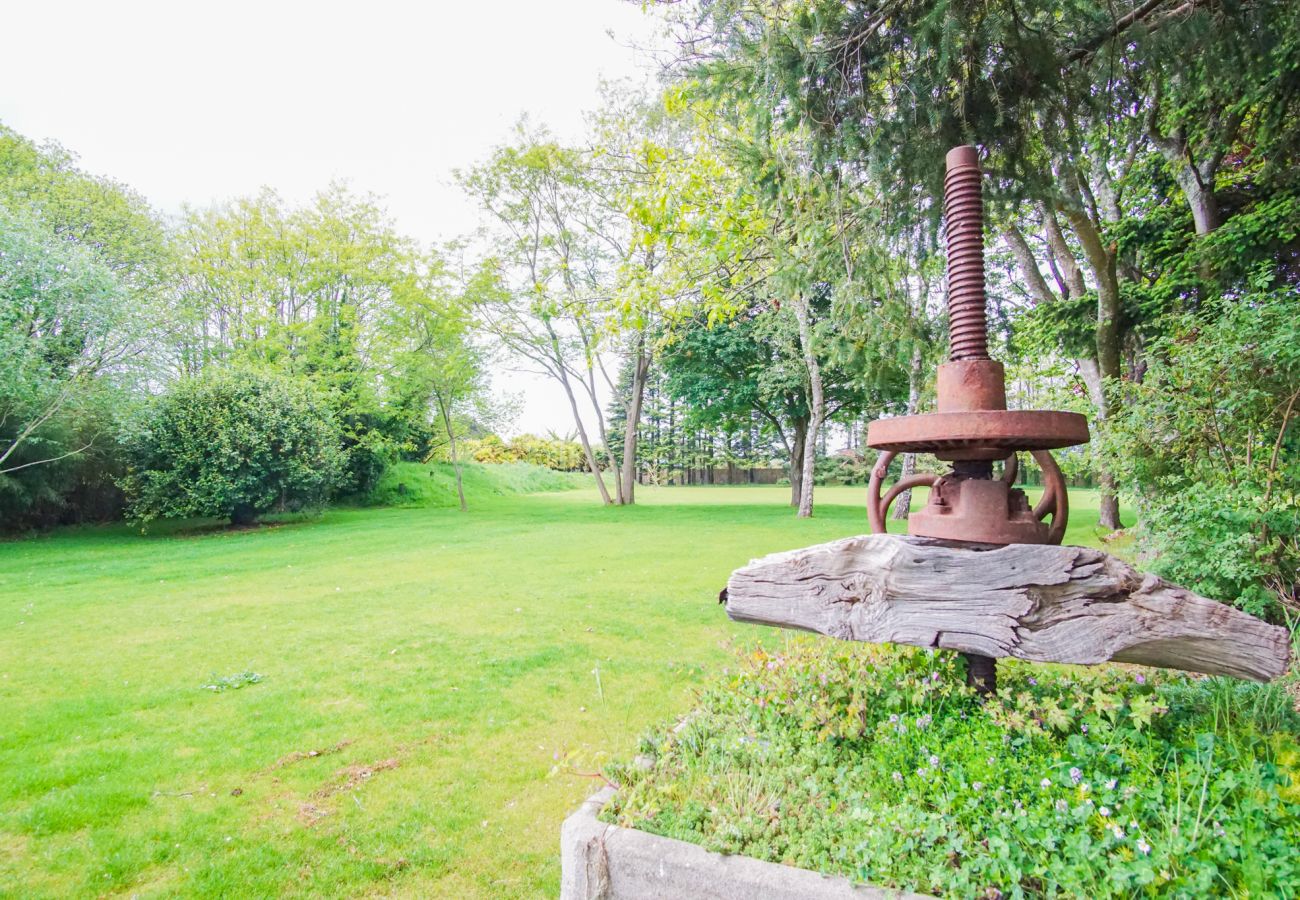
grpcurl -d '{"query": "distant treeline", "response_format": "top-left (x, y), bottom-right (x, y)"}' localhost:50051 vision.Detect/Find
top-left (0, 125), bottom-right (487, 529)
top-left (4, 0), bottom-right (1299, 619)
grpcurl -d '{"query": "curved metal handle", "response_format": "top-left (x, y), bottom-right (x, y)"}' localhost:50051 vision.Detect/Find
top-left (867, 450), bottom-right (938, 532)
top-left (1030, 450), bottom-right (1070, 544)
top-left (866, 451), bottom-right (896, 534)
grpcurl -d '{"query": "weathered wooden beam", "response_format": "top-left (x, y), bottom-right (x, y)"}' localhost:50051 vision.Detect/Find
top-left (724, 534), bottom-right (1291, 682)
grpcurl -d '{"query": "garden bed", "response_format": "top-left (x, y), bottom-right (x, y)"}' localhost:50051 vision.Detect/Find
top-left (562, 784), bottom-right (924, 899)
top-left (598, 640), bottom-right (1300, 898)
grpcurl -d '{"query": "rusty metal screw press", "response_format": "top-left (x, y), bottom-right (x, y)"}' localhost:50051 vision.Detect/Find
top-left (865, 146), bottom-right (1091, 693)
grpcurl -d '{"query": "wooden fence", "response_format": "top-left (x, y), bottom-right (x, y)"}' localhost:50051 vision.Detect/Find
top-left (635, 463), bottom-right (1096, 490)
top-left (642, 466), bottom-right (788, 486)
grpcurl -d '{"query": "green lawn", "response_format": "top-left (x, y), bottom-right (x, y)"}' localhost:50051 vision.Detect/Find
top-left (0, 473), bottom-right (1126, 898)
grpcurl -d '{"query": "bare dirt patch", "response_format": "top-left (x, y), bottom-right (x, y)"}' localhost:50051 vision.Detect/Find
top-left (314, 758), bottom-right (401, 799)
top-left (295, 758), bottom-right (401, 827)
top-left (263, 739), bottom-right (353, 773)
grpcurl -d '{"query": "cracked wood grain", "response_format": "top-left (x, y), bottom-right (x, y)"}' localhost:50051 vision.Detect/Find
top-left (724, 534), bottom-right (1290, 682)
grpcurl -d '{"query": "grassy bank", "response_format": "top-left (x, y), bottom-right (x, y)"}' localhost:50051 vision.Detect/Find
top-left (365, 461), bottom-right (585, 509)
top-left (1, 478), bottom-right (1125, 897)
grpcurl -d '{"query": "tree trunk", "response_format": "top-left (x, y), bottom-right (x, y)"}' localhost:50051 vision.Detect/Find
top-left (892, 452), bottom-right (917, 521)
top-left (789, 417), bottom-right (807, 508)
top-left (1040, 202), bottom-right (1087, 299)
top-left (1178, 170), bottom-right (1222, 236)
top-left (892, 343), bottom-right (925, 521)
top-left (1149, 110), bottom-right (1240, 239)
top-left (791, 296), bottom-right (824, 519)
top-left (585, 373), bottom-right (623, 505)
top-left (438, 394), bottom-right (467, 512)
top-left (1062, 204), bottom-right (1124, 531)
top-left (1076, 357), bottom-right (1121, 528)
top-left (538, 321), bottom-right (612, 505)
top-left (558, 366), bottom-right (612, 505)
top-left (1012, 196), bottom-right (1123, 529)
top-left (1175, 163), bottom-right (1223, 290)
top-left (1004, 226), bottom-right (1057, 306)
top-left (798, 416), bottom-right (820, 519)
top-left (620, 337), bottom-right (651, 506)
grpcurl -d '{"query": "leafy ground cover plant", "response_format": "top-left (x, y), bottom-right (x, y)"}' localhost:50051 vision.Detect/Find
top-left (604, 640), bottom-right (1300, 898)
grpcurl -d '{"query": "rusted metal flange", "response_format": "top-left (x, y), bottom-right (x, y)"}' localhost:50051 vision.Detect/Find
top-left (865, 145), bottom-right (1089, 554)
top-left (866, 411), bottom-right (1089, 461)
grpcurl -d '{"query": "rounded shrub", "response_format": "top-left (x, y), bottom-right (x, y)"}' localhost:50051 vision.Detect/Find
top-left (122, 369), bottom-right (343, 525)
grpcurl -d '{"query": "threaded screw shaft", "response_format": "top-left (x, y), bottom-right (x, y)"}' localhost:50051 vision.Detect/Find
top-left (944, 145), bottom-right (989, 362)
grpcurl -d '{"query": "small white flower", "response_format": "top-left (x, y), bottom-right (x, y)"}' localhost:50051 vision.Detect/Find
top-left (1105, 779), bottom-right (1117, 791)
top-left (1040, 778), bottom-right (1052, 789)
top-left (1069, 767), bottom-right (1082, 784)
top-left (929, 754), bottom-right (940, 767)
top-left (1137, 837), bottom-right (1151, 855)
top-left (1111, 825), bottom-right (1125, 840)
top-left (1055, 799), bottom-right (1069, 813)
top-left (892, 771), bottom-right (903, 783)
top-left (972, 781), bottom-right (984, 792)
top-left (1099, 806), bottom-right (1111, 818)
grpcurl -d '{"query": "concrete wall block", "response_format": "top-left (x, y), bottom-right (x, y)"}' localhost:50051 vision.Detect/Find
top-left (560, 785), bottom-right (930, 900)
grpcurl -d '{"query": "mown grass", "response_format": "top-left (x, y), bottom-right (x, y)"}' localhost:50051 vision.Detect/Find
top-left (0, 469), bottom-right (1126, 898)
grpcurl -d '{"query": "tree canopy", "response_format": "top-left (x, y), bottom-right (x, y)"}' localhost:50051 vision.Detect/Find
top-left (1, 2), bottom-right (1295, 612)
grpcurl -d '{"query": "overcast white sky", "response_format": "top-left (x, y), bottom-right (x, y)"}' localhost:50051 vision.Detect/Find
top-left (0, 0), bottom-right (666, 435)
